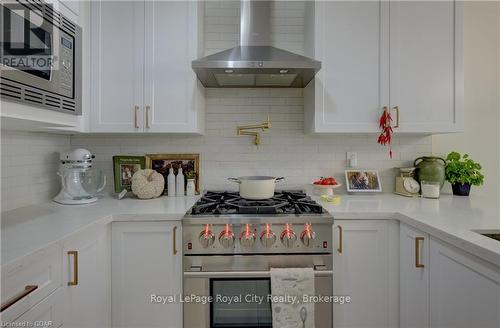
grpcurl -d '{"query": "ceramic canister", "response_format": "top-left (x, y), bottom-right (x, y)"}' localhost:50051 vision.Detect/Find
top-left (413, 156), bottom-right (446, 188)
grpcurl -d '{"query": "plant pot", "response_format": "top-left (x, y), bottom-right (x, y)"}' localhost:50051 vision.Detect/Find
top-left (452, 183), bottom-right (471, 196)
top-left (186, 179), bottom-right (196, 196)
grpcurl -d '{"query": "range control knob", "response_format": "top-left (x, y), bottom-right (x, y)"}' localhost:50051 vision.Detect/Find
top-left (280, 224), bottom-right (297, 248)
top-left (219, 225), bottom-right (235, 248)
top-left (240, 224), bottom-right (256, 248)
top-left (199, 226), bottom-right (215, 248)
top-left (300, 224), bottom-right (316, 247)
top-left (260, 224), bottom-right (277, 247)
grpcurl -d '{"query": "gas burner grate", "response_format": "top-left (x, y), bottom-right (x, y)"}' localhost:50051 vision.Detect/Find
top-left (190, 190), bottom-right (323, 215)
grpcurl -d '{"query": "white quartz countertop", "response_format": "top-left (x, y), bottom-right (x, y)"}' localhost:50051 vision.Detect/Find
top-left (316, 193), bottom-right (500, 266)
top-left (1, 195), bottom-right (200, 265)
top-left (2, 192), bottom-right (500, 267)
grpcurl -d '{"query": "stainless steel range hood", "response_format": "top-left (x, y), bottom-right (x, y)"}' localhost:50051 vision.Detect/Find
top-left (192, 1), bottom-right (321, 88)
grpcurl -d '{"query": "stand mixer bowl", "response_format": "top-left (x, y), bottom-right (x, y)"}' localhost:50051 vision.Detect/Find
top-left (60, 168), bottom-right (106, 199)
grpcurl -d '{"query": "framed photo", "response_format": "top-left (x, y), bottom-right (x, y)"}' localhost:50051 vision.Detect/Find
top-left (146, 153), bottom-right (200, 195)
top-left (113, 156), bottom-right (146, 192)
top-left (345, 170), bottom-right (382, 193)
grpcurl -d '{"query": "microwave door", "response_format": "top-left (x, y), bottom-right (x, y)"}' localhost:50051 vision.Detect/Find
top-left (1, 4), bottom-right (56, 89)
top-left (0, 1), bottom-right (82, 114)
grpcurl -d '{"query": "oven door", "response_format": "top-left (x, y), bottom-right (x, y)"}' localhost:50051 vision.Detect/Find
top-left (184, 270), bottom-right (333, 328)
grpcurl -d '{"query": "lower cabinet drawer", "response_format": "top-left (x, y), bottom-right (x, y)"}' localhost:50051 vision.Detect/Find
top-left (1, 243), bottom-right (62, 322)
top-left (9, 288), bottom-right (64, 328)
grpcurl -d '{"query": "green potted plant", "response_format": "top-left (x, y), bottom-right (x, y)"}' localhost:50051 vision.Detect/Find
top-left (445, 152), bottom-right (484, 196)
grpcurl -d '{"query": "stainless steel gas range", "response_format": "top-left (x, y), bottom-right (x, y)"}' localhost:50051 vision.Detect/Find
top-left (183, 191), bottom-right (334, 328)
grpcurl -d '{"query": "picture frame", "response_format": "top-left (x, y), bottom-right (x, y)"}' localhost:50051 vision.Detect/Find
top-left (345, 169), bottom-right (382, 193)
top-left (113, 155), bottom-right (146, 192)
top-left (145, 153), bottom-right (200, 195)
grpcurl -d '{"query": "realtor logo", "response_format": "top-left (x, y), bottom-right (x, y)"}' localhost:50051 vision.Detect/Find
top-left (1, 2), bottom-right (58, 75)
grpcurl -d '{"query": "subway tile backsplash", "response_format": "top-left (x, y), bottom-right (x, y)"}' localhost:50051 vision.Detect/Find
top-left (1, 130), bottom-right (71, 211)
top-left (71, 87), bottom-right (432, 194)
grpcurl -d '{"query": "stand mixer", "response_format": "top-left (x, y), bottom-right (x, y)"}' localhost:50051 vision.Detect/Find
top-left (53, 148), bottom-right (106, 205)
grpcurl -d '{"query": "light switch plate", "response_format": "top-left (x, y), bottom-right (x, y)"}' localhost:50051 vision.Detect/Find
top-left (346, 152), bottom-right (358, 167)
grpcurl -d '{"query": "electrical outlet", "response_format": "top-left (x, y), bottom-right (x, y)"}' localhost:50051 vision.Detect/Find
top-left (346, 152), bottom-right (358, 167)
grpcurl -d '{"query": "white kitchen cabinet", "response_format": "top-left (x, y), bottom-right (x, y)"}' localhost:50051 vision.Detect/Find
top-left (111, 221), bottom-right (182, 328)
top-left (305, 1), bottom-right (463, 134)
top-left (429, 238), bottom-right (500, 328)
top-left (90, 0), bottom-right (204, 133)
top-left (399, 223), bottom-right (430, 328)
top-left (62, 223), bottom-right (111, 328)
top-left (1, 244), bottom-right (62, 323)
top-left (144, 1), bottom-right (205, 133)
top-left (9, 288), bottom-right (64, 328)
top-left (389, 1), bottom-right (463, 132)
top-left (90, 0), bottom-right (144, 132)
top-left (304, 1), bottom-right (389, 133)
top-left (333, 220), bottom-right (399, 328)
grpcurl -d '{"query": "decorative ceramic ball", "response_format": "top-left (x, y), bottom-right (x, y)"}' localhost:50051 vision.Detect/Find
top-left (131, 169), bottom-right (164, 199)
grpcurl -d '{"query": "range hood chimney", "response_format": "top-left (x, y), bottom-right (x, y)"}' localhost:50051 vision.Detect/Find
top-left (192, 0), bottom-right (321, 88)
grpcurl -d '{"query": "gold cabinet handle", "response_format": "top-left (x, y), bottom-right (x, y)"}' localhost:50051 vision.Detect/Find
top-left (1, 285), bottom-right (38, 312)
top-left (134, 105), bottom-right (140, 129)
top-left (145, 105), bottom-right (151, 128)
top-left (337, 225), bottom-right (343, 254)
top-left (173, 226), bottom-right (178, 255)
top-left (67, 250), bottom-right (79, 286)
top-left (415, 237), bottom-right (424, 268)
top-left (393, 105), bottom-right (400, 128)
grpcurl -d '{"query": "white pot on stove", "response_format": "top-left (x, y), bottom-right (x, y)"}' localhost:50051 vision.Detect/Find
top-left (228, 176), bottom-right (285, 200)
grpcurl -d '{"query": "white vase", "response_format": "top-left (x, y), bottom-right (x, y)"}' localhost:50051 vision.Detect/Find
top-left (167, 167), bottom-right (176, 197)
top-left (176, 167), bottom-right (185, 196)
top-left (186, 179), bottom-right (196, 196)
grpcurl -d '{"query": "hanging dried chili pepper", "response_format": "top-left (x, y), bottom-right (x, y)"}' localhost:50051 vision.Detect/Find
top-left (377, 106), bottom-right (394, 158)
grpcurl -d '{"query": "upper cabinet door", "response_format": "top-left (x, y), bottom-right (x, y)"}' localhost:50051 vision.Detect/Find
top-left (143, 1), bottom-right (204, 133)
top-left (90, 0), bottom-right (144, 132)
top-left (305, 1), bottom-right (389, 133)
top-left (390, 1), bottom-right (464, 133)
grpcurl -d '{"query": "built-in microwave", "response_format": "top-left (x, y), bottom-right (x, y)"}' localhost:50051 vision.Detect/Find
top-left (0, 0), bottom-right (82, 114)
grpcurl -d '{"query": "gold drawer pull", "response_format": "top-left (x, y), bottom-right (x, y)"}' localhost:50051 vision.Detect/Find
top-left (337, 225), bottom-right (343, 254)
top-left (145, 105), bottom-right (151, 128)
top-left (173, 226), bottom-right (178, 255)
top-left (415, 237), bottom-right (425, 268)
top-left (134, 105), bottom-right (140, 129)
top-left (393, 105), bottom-right (400, 128)
top-left (1, 285), bottom-right (38, 312)
top-left (68, 250), bottom-right (79, 286)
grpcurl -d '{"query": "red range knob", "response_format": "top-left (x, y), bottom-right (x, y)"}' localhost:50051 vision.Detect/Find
top-left (239, 224), bottom-right (255, 248)
top-left (199, 224), bottom-right (215, 248)
top-left (300, 223), bottom-right (316, 247)
top-left (260, 224), bottom-right (276, 247)
top-left (219, 224), bottom-right (235, 248)
top-left (280, 223), bottom-right (297, 248)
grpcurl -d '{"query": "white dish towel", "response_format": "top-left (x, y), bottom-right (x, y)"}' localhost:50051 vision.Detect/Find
top-left (270, 267), bottom-right (315, 328)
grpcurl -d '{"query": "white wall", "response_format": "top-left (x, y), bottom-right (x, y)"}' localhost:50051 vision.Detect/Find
top-left (432, 1), bottom-right (500, 197)
top-left (1, 130), bottom-right (71, 211)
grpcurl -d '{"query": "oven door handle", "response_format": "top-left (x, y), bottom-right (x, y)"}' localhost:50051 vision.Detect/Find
top-left (183, 269), bottom-right (333, 278)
